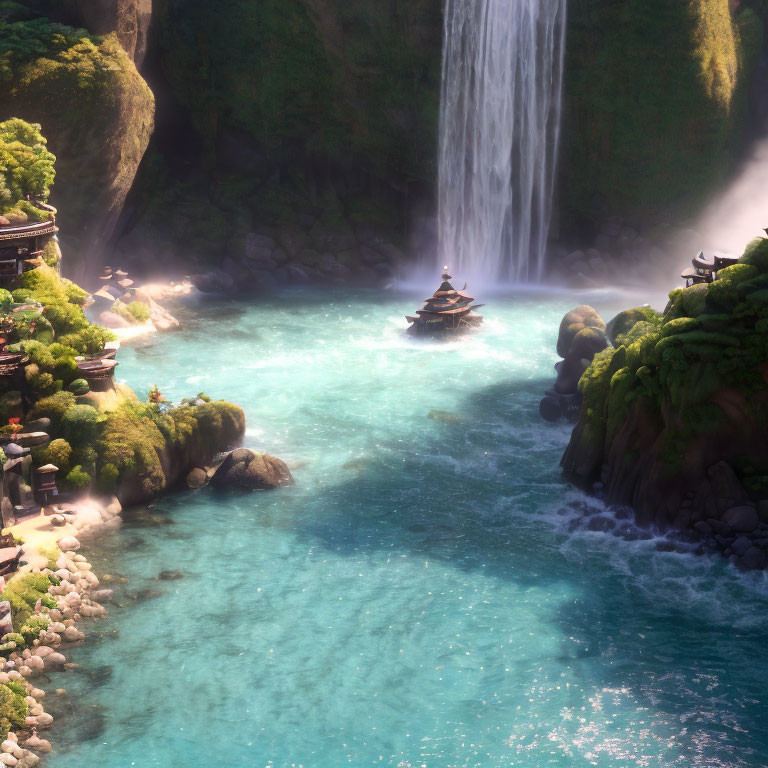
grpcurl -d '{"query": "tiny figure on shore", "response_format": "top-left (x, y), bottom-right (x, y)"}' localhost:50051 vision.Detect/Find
top-left (406, 267), bottom-right (483, 336)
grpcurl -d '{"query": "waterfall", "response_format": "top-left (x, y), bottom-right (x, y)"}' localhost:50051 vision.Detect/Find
top-left (438, 0), bottom-right (567, 283)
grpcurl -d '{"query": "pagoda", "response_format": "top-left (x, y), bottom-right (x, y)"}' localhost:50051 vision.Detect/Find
top-left (681, 251), bottom-right (740, 287)
top-left (406, 267), bottom-right (483, 335)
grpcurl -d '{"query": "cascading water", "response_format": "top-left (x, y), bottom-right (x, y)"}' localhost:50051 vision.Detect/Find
top-left (438, 0), bottom-right (567, 284)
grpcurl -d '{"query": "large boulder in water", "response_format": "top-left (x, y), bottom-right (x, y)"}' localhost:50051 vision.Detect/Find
top-left (542, 306), bottom-right (608, 422)
top-left (556, 305), bottom-right (606, 358)
top-left (211, 449), bottom-right (294, 491)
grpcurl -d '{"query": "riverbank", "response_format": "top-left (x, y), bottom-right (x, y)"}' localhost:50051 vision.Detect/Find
top-left (0, 500), bottom-right (117, 767)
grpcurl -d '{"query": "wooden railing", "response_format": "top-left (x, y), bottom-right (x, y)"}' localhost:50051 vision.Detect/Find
top-left (0, 219), bottom-right (58, 242)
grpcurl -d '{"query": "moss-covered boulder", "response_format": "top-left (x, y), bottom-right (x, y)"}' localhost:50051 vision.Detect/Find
top-left (0, 18), bottom-right (154, 269)
top-left (557, 305), bottom-right (606, 357)
top-left (211, 448), bottom-right (294, 492)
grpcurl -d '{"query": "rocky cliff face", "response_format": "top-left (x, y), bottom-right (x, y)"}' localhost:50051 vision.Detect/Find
top-left (65, 0), bottom-right (153, 67)
top-left (5, 0), bottom-right (767, 278)
top-left (560, 0), bottom-right (764, 239)
top-left (562, 236), bottom-right (768, 568)
top-left (109, 0), bottom-right (443, 280)
top-left (22, 0), bottom-right (153, 66)
top-left (0, 12), bottom-right (155, 274)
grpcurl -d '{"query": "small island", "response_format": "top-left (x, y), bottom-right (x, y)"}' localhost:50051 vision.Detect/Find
top-left (562, 233), bottom-right (768, 570)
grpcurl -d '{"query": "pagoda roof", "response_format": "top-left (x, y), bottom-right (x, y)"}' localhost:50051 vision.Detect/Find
top-left (692, 251), bottom-right (714, 270)
top-left (417, 305), bottom-right (474, 316)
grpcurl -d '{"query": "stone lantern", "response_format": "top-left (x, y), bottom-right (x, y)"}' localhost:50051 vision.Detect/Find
top-left (33, 464), bottom-right (58, 507)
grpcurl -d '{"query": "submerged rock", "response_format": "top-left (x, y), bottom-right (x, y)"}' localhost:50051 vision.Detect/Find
top-left (157, 570), bottom-right (184, 581)
top-left (428, 409), bottom-right (465, 424)
top-left (211, 449), bottom-right (294, 491)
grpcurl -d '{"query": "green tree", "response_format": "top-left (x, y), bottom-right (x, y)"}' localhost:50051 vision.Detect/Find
top-left (0, 118), bottom-right (55, 211)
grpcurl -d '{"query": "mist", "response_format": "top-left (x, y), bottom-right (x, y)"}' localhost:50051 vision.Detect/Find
top-left (695, 137), bottom-right (768, 256)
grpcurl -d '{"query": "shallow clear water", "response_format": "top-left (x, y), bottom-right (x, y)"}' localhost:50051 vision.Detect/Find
top-left (46, 289), bottom-right (768, 768)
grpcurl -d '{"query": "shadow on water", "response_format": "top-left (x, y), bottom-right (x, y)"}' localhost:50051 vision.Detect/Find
top-left (269, 375), bottom-right (768, 763)
top-left (53, 292), bottom-right (768, 766)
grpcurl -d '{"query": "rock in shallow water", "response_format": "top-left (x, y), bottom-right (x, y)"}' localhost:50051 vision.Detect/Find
top-left (157, 570), bottom-right (184, 581)
top-left (186, 467), bottom-right (208, 490)
top-left (723, 505), bottom-right (759, 533)
top-left (211, 449), bottom-right (294, 491)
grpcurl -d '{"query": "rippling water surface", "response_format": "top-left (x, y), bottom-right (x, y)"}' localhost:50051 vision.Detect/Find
top-left (46, 289), bottom-right (768, 768)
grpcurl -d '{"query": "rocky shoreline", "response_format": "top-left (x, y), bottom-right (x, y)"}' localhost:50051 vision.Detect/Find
top-left (0, 520), bottom-right (114, 767)
top-left (558, 234), bottom-right (768, 571)
top-left (0, 438), bottom-right (295, 765)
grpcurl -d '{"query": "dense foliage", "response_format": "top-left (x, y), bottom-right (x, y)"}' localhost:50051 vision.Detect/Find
top-left (574, 237), bottom-right (768, 486)
top-left (0, 117), bottom-right (55, 217)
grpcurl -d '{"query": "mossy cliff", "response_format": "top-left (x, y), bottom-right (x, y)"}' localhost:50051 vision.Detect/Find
top-left (561, 0), bottom-right (764, 234)
top-left (112, 0), bottom-right (442, 278)
top-left (563, 236), bottom-right (768, 540)
top-left (0, 10), bottom-right (154, 270)
top-left (18, 0), bottom-right (152, 66)
top-left (0, 264), bottom-right (244, 505)
top-left (7, 0), bottom-right (768, 275)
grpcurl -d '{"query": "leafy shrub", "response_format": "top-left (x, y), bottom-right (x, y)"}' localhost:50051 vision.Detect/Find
top-left (61, 403), bottom-right (105, 444)
top-left (10, 288), bottom-right (30, 303)
top-left (741, 237), bottom-right (768, 273)
top-left (32, 437), bottom-right (72, 472)
top-left (0, 118), bottom-right (55, 212)
top-left (0, 632), bottom-right (23, 650)
top-left (0, 572), bottom-right (56, 628)
top-left (28, 391), bottom-right (76, 432)
top-left (25, 362), bottom-right (59, 397)
top-left (126, 301), bottom-right (150, 323)
top-left (97, 462), bottom-right (119, 492)
top-left (64, 464), bottom-right (91, 490)
top-left (19, 613), bottom-right (49, 646)
top-left (58, 323), bottom-right (114, 355)
top-left (0, 682), bottom-right (27, 733)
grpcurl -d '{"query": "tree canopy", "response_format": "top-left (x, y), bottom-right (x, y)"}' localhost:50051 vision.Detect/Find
top-left (0, 117), bottom-right (56, 213)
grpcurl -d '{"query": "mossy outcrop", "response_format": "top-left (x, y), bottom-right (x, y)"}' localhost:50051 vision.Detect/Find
top-left (0, 262), bottom-right (244, 503)
top-left (0, 16), bottom-right (154, 270)
top-left (561, 0), bottom-right (763, 233)
top-left (563, 237), bottom-right (768, 551)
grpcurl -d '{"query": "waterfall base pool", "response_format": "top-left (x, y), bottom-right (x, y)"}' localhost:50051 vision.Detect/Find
top-left (46, 289), bottom-right (768, 768)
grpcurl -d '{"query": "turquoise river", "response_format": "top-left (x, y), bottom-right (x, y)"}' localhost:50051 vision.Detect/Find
top-left (45, 289), bottom-right (768, 768)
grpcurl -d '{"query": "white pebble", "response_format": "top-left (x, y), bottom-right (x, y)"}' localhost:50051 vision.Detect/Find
top-left (56, 537), bottom-right (80, 553)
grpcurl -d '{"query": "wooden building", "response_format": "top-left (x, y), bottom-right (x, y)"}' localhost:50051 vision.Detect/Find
top-left (682, 251), bottom-right (741, 287)
top-left (406, 268), bottom-right (484, 335)
top-left (0, 204), bottom-right (58, 282)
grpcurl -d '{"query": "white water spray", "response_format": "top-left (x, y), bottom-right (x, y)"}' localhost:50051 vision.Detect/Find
top-left (437, 0), bottom-right (567, 285)
top-left (695, 138), bottom-right (768, 256)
